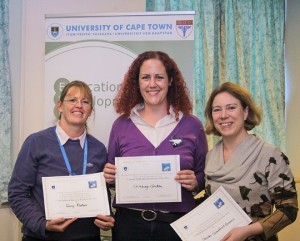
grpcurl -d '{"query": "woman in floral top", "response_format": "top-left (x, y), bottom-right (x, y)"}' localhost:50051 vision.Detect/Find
top-left (204, 82), bottom-right (298, 241)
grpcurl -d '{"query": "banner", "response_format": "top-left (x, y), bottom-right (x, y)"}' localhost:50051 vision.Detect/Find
top-left (45, 11), bottom-right (195, 146)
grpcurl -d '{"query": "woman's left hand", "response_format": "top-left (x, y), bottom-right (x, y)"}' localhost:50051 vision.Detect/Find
top-left (175, 170), bottom-right (198, 192)
top-left (220, 223), bottom-right (263, 241)
top-left (94, 214), bottom-right (115, 231)
top-left (45, 217), bottom-right (77, 232)
top-left (220, 227), bottom-right (248, 241)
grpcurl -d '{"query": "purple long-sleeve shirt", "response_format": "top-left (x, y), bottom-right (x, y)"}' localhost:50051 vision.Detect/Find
top-left (108, 114), bottom-right (208, 213)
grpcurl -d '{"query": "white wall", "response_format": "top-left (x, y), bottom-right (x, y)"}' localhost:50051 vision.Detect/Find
top-left (2, 0), bottom-right (299, 240)
top-left (3, 1), bottom-right (145, 241)
top-left (285, 0), bottom-right (300, 178)
top-left (279, 0), bottom-right (300, 238)
top-left (0, 207), bottom-right (19, 241)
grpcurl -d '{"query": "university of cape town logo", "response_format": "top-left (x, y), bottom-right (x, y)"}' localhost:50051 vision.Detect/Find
top-left (47, 23), bottom-right (63, 40)
top-left (176, 20), bottom-right (193, 39)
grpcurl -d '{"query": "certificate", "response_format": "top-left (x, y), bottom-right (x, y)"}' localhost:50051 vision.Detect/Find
top-left (42, 173), bottom-right (110, 220)
top-left (115, 155), bottom-right (181, 204)
top-left (171, 186), bottom-right (252, 241)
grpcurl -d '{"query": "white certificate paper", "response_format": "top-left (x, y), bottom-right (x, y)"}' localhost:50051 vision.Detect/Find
top-left (42, 173), bottom-right (110, 220)
top-left (171, 186), bottom-right (252, 241)
top-left (115, 155), bottom-right (181, 204)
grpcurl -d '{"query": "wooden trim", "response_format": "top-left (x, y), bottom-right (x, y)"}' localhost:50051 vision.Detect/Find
top-left (295, 178), bottom-right (300, 183)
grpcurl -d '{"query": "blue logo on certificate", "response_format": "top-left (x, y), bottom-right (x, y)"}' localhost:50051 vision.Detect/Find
top-left (214, 198), bottom-right (225, 209)
top-left (162, 163), bottom-right (171, 171)
top-left (88, 180), bottom-right (97, 189)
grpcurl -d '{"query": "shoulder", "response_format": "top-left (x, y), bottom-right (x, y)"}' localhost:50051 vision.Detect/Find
top-left (24, 127), bottom-right (55, 142)
top-left (111, 115), bottom-right (132, 128)
top-left (262, 140), bottom-right (288, 161)
top-left (254, 135), bottom-right (281, 155)
top-left (252, 135), bottom-right (289, 164)
top-left (181, 114), bottom-right (204, 128)
top-left (180, 115), bottom-right (205, 136)
top-left (262, 142), bottom-right (278, 153)
top-left (20, 127), bottom-right (56, 151)
top-left (87, 133), bottom-right (106, 149)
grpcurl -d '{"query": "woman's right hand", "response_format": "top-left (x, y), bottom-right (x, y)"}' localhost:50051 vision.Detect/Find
top-left (220, 223), bottom-right (263, 241)
top-left (103, 163), bottom-right (116, 184)
top-left (45, 217), bottom-right (77, 233)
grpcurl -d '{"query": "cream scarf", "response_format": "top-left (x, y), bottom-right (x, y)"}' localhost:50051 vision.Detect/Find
top-left (205, 135), bottom-right (265, 184)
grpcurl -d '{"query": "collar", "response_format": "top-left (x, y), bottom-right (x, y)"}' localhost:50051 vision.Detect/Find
top-left (55, 123), bottom-right (87, 149)
top-left (131, 103), bottom-right (144, 117)
top-left (130, 103), bottom-right (182, 127)
top-left (131, 103), bottom-right (179, 119)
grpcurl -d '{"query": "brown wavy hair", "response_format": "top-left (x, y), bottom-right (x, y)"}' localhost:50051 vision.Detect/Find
top-left (205, 82), bottom-right (262, 136)
top-left (114, 51), bottom-right (192, 121)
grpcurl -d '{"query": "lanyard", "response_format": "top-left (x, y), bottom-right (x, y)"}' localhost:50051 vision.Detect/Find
top-left (55, 128), bottom-right (88, 175)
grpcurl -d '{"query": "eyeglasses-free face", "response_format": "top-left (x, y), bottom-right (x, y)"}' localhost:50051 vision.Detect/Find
top-left (138, 58), bottom-right (170, 111)
top-left (212, 91), bottom-right (248, 140)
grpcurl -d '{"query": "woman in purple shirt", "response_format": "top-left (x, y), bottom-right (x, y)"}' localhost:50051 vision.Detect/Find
top-left (104, 51), bottom-right (208, 241)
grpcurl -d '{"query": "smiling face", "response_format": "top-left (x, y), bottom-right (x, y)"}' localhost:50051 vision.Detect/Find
top-left (57, 86), bottom-right (92, 129)
top-left (138, 58), bottom-right (170, 110)
top-left (212, 92), bottom-right (248, 140)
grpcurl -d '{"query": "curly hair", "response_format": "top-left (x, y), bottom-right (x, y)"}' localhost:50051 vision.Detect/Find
top-left (114, 51), bottom-right (192, 121)
top-left (205, 82), bottom-right (262, 136)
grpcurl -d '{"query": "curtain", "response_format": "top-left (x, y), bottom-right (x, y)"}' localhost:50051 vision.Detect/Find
top-left (0, 0), bottom-right (12, 204)
top-left (146, 0), bottom-right (286, 150)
